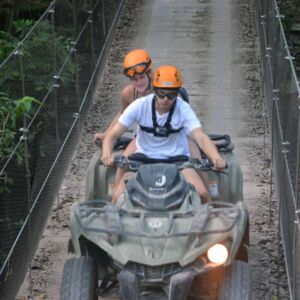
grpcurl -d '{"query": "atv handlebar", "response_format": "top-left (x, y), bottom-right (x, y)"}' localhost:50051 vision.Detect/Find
top-left (96, 137), bottom-right (227, 172)
top-left (111, 154), bottom-right (215, 172)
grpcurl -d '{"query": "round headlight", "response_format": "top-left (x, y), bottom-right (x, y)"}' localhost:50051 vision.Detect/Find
top-left (207, 244), bottom-right (228, 264)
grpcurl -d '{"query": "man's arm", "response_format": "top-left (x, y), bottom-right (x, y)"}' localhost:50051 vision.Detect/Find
top-left (190, 127), bottom-right (226, 170)
top-left (101, 122), bottom-right (127, 166)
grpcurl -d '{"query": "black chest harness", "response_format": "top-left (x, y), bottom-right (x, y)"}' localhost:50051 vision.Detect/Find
top-left (139, 96), bottom-right (183, 137)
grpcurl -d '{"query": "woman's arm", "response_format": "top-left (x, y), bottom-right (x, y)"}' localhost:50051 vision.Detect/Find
top-left (93, 85), bottom-right (134, 142)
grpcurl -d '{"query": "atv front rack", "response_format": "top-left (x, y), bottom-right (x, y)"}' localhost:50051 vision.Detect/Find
top-left (73, 200), bottom-right (240, 238)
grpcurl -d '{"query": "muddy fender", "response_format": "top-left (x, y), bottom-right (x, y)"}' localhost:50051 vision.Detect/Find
top-left (85, 151), bottom-right (117, 200)
top-left (206, 151), bottom-right (243, 203)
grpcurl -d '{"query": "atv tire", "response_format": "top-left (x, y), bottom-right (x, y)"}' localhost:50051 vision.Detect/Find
top-left (61, 257), bottom-right (98, 300)
top-left (218, 260), bottom-right (251, 300)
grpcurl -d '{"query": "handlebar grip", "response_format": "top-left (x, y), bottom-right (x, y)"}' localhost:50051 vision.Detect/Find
top-left (113, 155), bottom-right (125, 164)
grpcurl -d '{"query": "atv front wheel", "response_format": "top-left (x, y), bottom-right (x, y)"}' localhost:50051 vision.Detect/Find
top-left (218, 260), bottom-right (251, 300)
top-left (61, 256), bottom-right (98, 300)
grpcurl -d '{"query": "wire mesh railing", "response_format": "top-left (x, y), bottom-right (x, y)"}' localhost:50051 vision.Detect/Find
top-left (256, 0), bottom-right (300, 298)
top-left (0, 0), bottom-right (124, 298)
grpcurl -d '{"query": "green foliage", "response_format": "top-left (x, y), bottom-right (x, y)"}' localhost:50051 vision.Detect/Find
top-left (0, 94), bottom-right (41, 163)
top-left (13, 19), bottom-right (35, 39)
top-left (280, 1), bottom-right (298, 32)
top-left (0, 19), bottom-right (34, 64)
top-left (19, 20), bottom-right (75, 93)
top-left (0, 18), bottom-right (77, 95)
top-left (0, 15), bottom-right (77, 186)
top-left (0, 31), bottom-right (17, 63)
top-left (279, 0), bottom-right (300, 74)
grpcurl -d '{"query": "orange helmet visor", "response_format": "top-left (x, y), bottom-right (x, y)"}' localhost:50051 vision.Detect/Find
top-left (123, 60), bottom-right (151, 78)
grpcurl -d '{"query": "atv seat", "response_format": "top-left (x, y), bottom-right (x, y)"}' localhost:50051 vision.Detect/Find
top-left (114, 136), bottom-right (132, 150)
top-left (208, 134), bottom-right (234, 152)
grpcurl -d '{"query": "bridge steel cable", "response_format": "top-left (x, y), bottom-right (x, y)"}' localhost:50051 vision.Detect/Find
top-left (256, 0), bottom-right (300, 298)
top-left (0, 0), bottom-right (124, 298)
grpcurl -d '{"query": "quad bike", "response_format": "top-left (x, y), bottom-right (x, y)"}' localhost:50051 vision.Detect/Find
top-left (61, 135), bottom-right (251, 300)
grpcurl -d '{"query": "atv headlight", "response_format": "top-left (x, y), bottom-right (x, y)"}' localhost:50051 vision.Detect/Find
top-left (207, 244), bottom-right (228, 264)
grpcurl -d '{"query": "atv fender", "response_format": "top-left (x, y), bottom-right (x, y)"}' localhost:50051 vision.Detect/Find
top-left (206, 151), bottom-right (243, 203)
top-left (85, 151), bottom-right (118, 201)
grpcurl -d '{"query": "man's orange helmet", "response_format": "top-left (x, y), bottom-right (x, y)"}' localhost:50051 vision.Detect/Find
top-left (123, 49), bottom-right (152, 78)
top-left (152, 66), bottom-right (182, 89)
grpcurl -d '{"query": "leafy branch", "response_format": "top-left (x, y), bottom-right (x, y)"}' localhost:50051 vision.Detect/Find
top-left (0, 94), bottom-right (41, 163)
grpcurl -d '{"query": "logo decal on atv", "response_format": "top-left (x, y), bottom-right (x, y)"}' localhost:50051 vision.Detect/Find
top-left (155, 175), bottom-right (166, 187)
top-left (148, 218), bottom-right (162, 229)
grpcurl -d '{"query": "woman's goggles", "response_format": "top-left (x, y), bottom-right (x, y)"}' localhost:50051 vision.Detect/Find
top-left (155, 88), bottom-right (179, 100)
top-left (123, 60), bottom-right (151, 78)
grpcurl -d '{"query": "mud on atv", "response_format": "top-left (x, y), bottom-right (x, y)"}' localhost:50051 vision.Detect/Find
top-left (61, 135), bottom-right (251, 300)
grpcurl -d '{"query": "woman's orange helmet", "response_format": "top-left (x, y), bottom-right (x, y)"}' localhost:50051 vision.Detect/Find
top-left (123, 49), bottom-right (152, 78)
top-left (152, 66), bottom-right (182, 89)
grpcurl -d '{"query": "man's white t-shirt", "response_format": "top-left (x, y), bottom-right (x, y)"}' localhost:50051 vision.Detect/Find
top-left (118, 94), bottom-right (201, 159)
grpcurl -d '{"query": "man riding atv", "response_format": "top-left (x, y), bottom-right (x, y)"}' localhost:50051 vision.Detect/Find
top-left (101, 65), bottom-right (227, 203)
top-left (62, 66), bottom-right (250, 300)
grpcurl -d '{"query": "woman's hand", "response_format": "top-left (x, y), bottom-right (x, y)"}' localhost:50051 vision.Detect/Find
top-left (93, 132), bottom-right (105, 143)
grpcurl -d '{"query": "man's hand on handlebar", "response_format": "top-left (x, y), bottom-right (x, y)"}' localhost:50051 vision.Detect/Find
top-left (101, 154), bottom-right (114, 166)
top-left (212, 158), bottom-right (227, 170)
